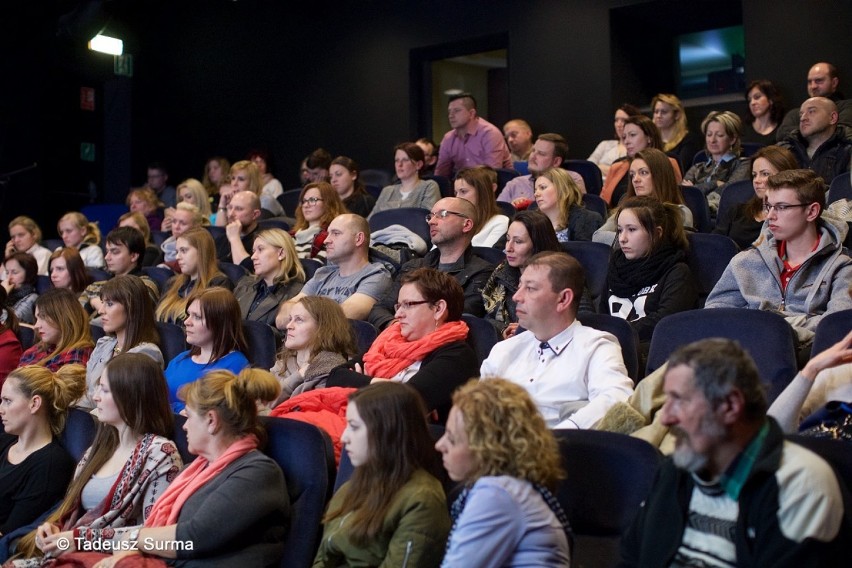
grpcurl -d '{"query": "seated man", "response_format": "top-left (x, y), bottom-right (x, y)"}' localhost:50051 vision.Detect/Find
top-left (480, 251), bottom-right (633, 429)
top-left (705, 169), bottom-right (852, 354)
top-left (621, 338), bottom-right (848, 566)
top-left (497, 133), bottom-right (586, 207)
top-left (215, 190), bottom-right (262, 271)
top-left (79, 227), bottom-right (159, 318)
top-left (368, 196), bottom-right (495, 330)
top-left (778, 97), bottom-right (852, 182)
top-left (279, 214), bottom-right (391, 322)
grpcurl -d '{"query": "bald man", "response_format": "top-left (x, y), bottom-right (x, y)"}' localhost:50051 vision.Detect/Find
top-left (778, 97), bottom-right (852, 182)
top-left (503, 119), bottom-right (534, 162)
top-left (776, 62), bottom-right (852, 142)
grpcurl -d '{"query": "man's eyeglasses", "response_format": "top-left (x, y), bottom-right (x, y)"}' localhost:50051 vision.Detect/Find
top-left (394, 300), bottom-right (431, 312)
top-left (425, 210), bottom-right (469, 222)
top-left (301, 197), bottom-right (324, 206)
top-left (763, 202), bottom-right (810, 214)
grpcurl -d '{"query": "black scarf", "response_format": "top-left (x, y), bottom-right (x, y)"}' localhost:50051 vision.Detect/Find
top-left (607, 243), bottom-right (686, 297)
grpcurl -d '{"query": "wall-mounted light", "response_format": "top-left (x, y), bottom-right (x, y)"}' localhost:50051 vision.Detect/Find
top-left (88, 34), bottom-right (123, 55)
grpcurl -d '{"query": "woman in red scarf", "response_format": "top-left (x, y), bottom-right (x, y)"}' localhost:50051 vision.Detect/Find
top-left (330, 268), bottom-right (479, 424)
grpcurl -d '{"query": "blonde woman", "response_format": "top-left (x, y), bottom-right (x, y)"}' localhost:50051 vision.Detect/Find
top-left (534, 167), bottom-right (602, 242)
top-left (436, 378), bottom-right (571, 567)
top-left (56, 212), bottom-right (104, 268)
top-left (651, 93), bottom-right (701, 173)
top-left (126, 187), bottom-right (164, 232)
top-left (162, 178), bottom-right (213, 230)
top-left (158, 202), bottom-right (207, 272)
top-left (4, 216), bottom-right (51, 276)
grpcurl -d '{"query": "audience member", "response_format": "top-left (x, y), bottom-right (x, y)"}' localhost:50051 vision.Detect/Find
top-left (303, 148), bottom-right (332, 183)
top-left (480, 252), bottom-right (633, 428)
top-left (164, 288), bottom-right (250, 411)
top-left (47, 248), bottom-right (92, 296)
top-left (2, 252), bottom-right (38, 324)
top-left (600, 115), bottom-right (683, 206)
top-left (437, 378), bottom-right (571, 567)
top-left (167, 178), bottom-right (213, 227)
top-left (682, 111), bottom-right (751, 215)
top-left (291, 182), bottom-right (347, 263)
top-left (4, 217), bottom-right (50, 277)
top-left (248, 150), bottom-right (286, 217)
top-left (776, 61), bottom-right (852, 142)
top-left (435, 93), bottom-right (512, 177)
top-left (145, 161), bottom-right (176, 209)
top-left (0, 365), bottom-right (84, 537)
top-left (284, 214), bottom-right (390, 321)
top-left (83, 275), bottom-right (164, 409)
top-left (55, 212), bottom-right (104, 269)
top-left (778, 97), bottom-right (852, 182)
top-left (606, 197), bottom-right (697, 364)
top-left (270, 295), bottom-right (356, 404)
top-left (117, 212), bottom-right (162, 267)
top-left (215, 190), bottom-right (262, 270)
top-left (454, 166), bottom-right (509, 247)
top-left (313, 382), bottom-right (450, 567)
top-left (0, 288), bottom-right (22, 385)
top-left (330, 156), bottom-right (376, 218)
top-left (497, 133), bottom-right (586, 207)
top-left (482, 210), bottom-right (560, 336)
top-left (534, 167), bottom-right (602, 242)
top-left (620, 338), bottom-right (848, 566)
top-left (713, 145), bottom-right (799, 250)
top-left (20, 289), bottom-right (93, 370)
top-left (159, 202), bottom-right (206, 272)
top-left (652, 93), bottom-right (701, 174)
top-left (588, 103), bottom-right (642, 178)
top-left (502, 119), bottom-right (534, 162)
top-left (368, 197), bottom-right (494, 330)
top-left (20, 354), bottom-right (181, 564)
top-left (743, 79), bottom-right (786, 145)
top-left (416, 137), bottom-right (439, 175)
top-left (233, 229), bottom-right (305, 329)
top-left (126, 187), bottom-right (164, 232)
top-left (201, 156), bottom-right (230, 200)
top-left (595, 148), bottom-right (693, 245)
top-left (369, 143), bottom-right (441, 218)
top-left (156, 227), bottom-right (231, 324)
top-left (705, 169), bottom-right (852, 356)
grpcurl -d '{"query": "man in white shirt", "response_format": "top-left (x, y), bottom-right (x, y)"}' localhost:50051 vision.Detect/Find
top-left (480, 252), bottom-right (633, 428)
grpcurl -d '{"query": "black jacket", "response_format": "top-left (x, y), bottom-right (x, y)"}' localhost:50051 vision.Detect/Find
top-left (778, 126), bottom-right (852, 184)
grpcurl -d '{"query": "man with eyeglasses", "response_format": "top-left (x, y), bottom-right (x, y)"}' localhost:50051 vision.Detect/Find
top-left (215, 190), bottom-right (262, 271)
top-left (778, 97), bottom-right (852, 182)
top-left (706, 169), bottom-right (852, 359)
top-left (368, 197), bottom-right (494, 330)
top-left (146, 161), bottom-right (176, 208)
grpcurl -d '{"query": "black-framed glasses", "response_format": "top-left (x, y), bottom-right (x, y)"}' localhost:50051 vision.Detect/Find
top-left (425, 210), bottom-right (469, 222)
top-left (763, 202), bottom-right (810, 214)
top-left (394, 300), bottom-right (431, 312)
top-left (301, 197), bottom-right (324, 205)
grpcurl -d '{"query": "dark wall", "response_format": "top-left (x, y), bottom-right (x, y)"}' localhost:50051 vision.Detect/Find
top-left (2, 0), bottom-right (850, 235)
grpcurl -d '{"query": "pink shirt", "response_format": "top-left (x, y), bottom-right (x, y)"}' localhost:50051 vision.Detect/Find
top-left (435, 117), bottom-right (513, 177)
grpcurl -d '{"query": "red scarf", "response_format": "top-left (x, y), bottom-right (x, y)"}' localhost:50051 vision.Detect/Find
top-left (363, 320), bottom-right (469, 379)
top-left (144, 435), bottom-right (258, 527)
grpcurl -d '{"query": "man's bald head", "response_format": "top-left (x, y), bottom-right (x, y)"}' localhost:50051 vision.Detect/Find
top-left (799, 97), bottom-right (839, 140)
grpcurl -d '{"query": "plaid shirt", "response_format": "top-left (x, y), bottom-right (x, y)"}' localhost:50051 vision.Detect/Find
top-left (19, 343), bottom-right (92, 371)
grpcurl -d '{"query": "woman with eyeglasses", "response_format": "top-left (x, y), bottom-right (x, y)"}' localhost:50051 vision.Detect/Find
top-left (329, 268), bottom-right (478, 425)
top-left (368, 143), bottom-right (441, 220)
top-left (290, 181), bottom-right (347, 264)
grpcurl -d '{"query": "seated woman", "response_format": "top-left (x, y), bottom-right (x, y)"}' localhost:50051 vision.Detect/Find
top-left (3, 217), bottom-right (50, 277)
top-left (17, 354), bottom-right (181, 565)
top-left (743, 79), bottom-right (785, 145)
top-left (19, 289), bottom-right (93, 371)
top-left (117, 212), bottom-right (162, 267)
top-left (482, 210), bottom-right (561, 336)
top-left (535, 167), bottom-right (603, 242)
top-left (454, 166), bottom-right (509, 247)
top-left (290, 182), bottom-right (347, 263)
top-left (606, 197), bottom-right (697, 362)
top-left (713, 145), bottom-right (798, 250)
top-left (2, 253), bottom-right (38, 324)
top-left (651, 93), bottom-right (701, 175)
top-left (202, 156), bottom-right (230, 209)
top-left (270, 296), bottom-right (356, 405)
top-left (369, 142), bottom-right (441, 219)
top-left (0, 289), bottom-right (22, 386)
top-left (594, 148), bottom-right (694, 246)
top-left (155, 227), bottom-right (231, 325)
top-left (682, 110), bottom-right (751, 216)
top-left (82, 275), bottom-right (164, 409)
top-left (171, 178), bottom-right (213, 225)
top-left (587, 103), bottom-right (641, 179)
top-left (159, 203), bottom-right (207, 272)
top-left (215, 160), bottom-right (267, 223)
top-left (248, 151), bottom-right (286, 217)
top-left (313, 382), bottom-right (450, 567)
top-left (329, 268), bottom-right (478, 424)
top-left (48, 249), bottom-right (92, 296)
top-left (164, 288), bottom-right (249, 411)
top-left (330, 156), bottom-right (377, 218)
top-left (437, 378), bottom-right (571, 567)
top-left (0, 365), bottom-right (85, 538)
top-left (233, 229), bottom-right (305, 329)
top-left (55, 212), bottom-right (104, 269)
top-left (126, 187), bottom-right (164, 232)
top-left (600, 115), bottom-right (683, 206)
